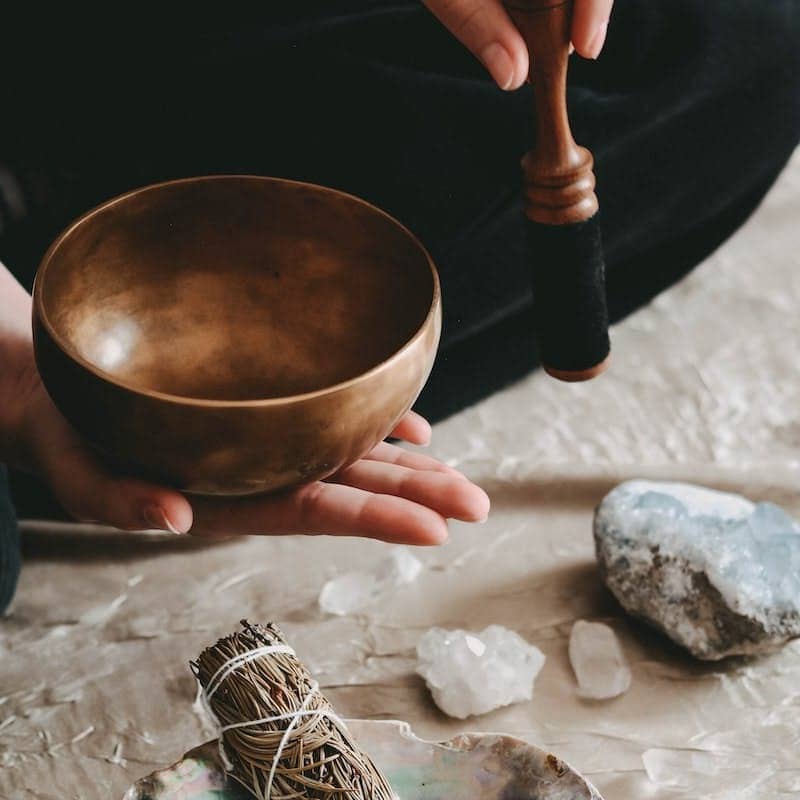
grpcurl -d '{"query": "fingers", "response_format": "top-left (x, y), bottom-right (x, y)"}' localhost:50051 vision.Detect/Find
top-left (572, 0), bottom-right (614, 59)
top-left (365, 441), bottom-right (463, 478)
top-left (187, 420), bottom-right (487, 542)
top-left (423, 0), bottom-right (528, 90)
top-left (330, 460), bottom-right (490, 523)
top-left (423, 0), bottom-right (612, 91)
top-left (190, 483), bottom-right (450, 546)
top-left (390, 411), bottom-right (432, 446)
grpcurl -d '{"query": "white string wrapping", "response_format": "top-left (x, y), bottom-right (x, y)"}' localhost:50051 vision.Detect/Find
top-left (205, 644), bottom-right (296, 701)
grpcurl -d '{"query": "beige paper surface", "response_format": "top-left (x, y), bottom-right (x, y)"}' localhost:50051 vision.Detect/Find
top-left (2, 151), bottom-right (800, 799)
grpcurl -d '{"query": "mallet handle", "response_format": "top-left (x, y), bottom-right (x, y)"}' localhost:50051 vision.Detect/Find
top-left (505, 0), bottom-right (598, 225)
top-left (504, 0), bottom-right (610, 381)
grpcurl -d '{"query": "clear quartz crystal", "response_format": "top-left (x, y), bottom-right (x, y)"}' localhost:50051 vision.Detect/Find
top-left (416, 625), bottom-right (546, 719)
top-left (568, 620), bottom-right (631, 700)
top-left (318, 547), bottom-right (423, 616)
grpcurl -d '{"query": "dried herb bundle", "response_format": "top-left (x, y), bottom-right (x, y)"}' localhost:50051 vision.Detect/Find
top-left (192, 620), bottom-right (396, 800)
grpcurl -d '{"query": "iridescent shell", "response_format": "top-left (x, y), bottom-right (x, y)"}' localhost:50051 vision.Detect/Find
top-left (124, 720), bottom-right (603, 800)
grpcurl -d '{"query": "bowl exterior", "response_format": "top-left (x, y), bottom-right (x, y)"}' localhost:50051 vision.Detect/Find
top-left (33, 302), bottom-right (440, 496)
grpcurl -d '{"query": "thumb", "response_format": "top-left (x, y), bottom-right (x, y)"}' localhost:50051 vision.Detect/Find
top-left (423, 0), bottom-right (528, 90)
top-left (41, 439), bottom-right (193, 534)
top-left (20, 382), bottom-right (194, 534)
top-left (53, 446), bottom-right (193, 534)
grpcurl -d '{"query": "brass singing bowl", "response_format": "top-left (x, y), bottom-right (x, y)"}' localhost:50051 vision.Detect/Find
top-left (33, 176), bottom-right (441, 496)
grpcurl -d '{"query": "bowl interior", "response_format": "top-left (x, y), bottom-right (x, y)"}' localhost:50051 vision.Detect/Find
top-left (38, 177), bottom-right (436, 401)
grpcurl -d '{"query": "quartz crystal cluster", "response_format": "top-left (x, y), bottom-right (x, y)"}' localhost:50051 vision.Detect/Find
top-left (568, 620), bottom-right (631, 699)
top-left (595, 480), bottom-right (800, 660)
top-left (318, 547), bottom-right (422, 616)
top-left (416, 625), bottom-right (546, 719)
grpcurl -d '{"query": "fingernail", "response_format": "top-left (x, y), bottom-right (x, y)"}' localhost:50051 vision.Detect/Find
top-left (480, 42), bottom-right (515, 91)
top-left (586, 20), bottom-right (609, 60)
top-left (569, 42), bottom-right (575, 55)
top-left (143, 505), bottom-right (182, 534)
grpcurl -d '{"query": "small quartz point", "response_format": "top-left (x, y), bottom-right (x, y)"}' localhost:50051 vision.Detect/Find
top-left (595, 480), bottom-right (800, 659)
top-left (568, 620), bottom-right (631, 700)
top-left (416, 625), bottom-right (545, 719)
top-left (319, 547), bottom-right (423, 616)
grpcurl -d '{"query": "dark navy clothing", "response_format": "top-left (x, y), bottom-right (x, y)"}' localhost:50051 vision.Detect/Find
top-left (0, 468), bottom-right (20, 613)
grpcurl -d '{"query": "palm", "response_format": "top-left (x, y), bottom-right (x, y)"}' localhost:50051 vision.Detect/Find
top-left (191, 430), bottom-right (487, 545)
top-left (27, 382), bottom-right (488, 545)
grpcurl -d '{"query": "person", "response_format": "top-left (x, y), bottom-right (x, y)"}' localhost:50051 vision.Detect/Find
top-left (1, 0), bottom-right (798, 612)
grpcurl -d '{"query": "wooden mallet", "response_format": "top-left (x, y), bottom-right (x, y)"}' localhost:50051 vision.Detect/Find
top-left (504, 0), bottom-right (610, 382)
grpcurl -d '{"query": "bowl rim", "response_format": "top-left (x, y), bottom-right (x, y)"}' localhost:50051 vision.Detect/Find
top-left (33, 174), bottom-right (441, 408)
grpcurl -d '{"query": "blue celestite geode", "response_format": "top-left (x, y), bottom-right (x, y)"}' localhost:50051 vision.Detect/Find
top-left (594, 480), bottom-right (800, 660)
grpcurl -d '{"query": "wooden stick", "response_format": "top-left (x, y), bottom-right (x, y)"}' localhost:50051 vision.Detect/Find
top-left (504, 0), bottom-right (610, 381)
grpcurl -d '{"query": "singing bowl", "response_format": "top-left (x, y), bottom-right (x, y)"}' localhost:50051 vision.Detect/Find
top-left (33, 176), bottom-right (441, 496)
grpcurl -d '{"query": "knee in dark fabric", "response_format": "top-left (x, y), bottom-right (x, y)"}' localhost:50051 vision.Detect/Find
top-left (0, 467), bottom-right (21, 613)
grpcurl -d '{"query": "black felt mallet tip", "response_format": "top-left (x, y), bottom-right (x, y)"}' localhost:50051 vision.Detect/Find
top-left (505, 0), bottom-right (611, 383)
top-left (527, 210), bottom-right (610, 380)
